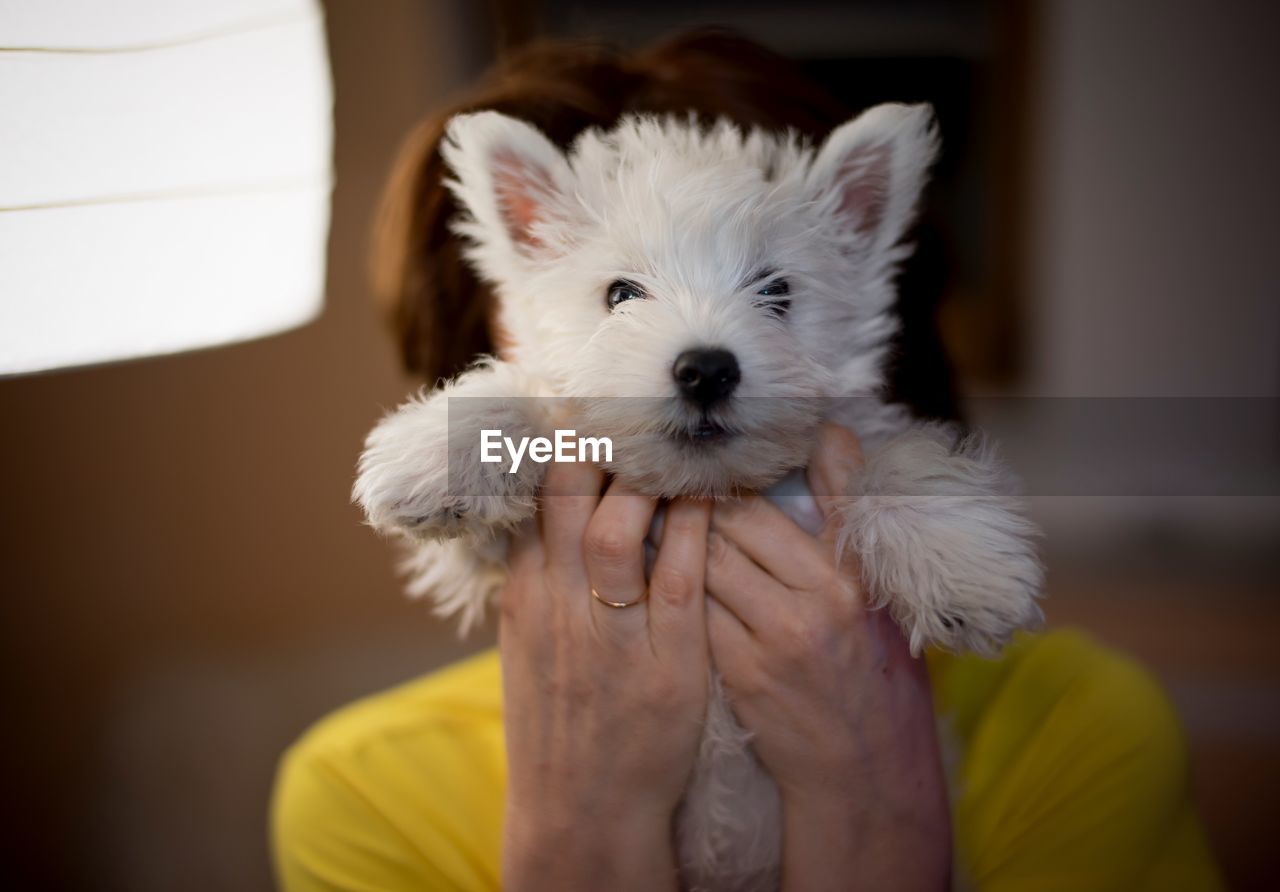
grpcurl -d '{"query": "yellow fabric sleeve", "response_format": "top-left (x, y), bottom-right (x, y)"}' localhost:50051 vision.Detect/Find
top-left (929, 631), bottom-right (1223, 891)
top-left (271, 652), bottom-right (506, 891)
top-left (271, 631), bottom-right (1222, 891)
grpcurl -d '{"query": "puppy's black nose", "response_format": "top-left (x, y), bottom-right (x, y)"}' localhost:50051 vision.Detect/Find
top-left (673, 348), bottom-right (740, 407)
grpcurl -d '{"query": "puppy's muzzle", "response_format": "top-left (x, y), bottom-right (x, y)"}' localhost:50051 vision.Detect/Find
top-left (673, 347), bottom-right (740, 409)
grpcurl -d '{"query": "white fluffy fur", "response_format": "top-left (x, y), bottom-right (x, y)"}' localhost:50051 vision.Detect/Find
top-left (838, 423), bottom-right (1044, 656)
top-left (678, 672), bottom-right (782, 892)
top-left (354, 104), bottom-right (1042, 891)
top-left (353, 360), bottom-right (553, 540)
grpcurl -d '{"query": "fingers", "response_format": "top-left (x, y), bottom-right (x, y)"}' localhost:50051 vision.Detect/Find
top-left (583, 479), bottom-right (657, 634)
top-left (540, 459), bottom-right (604, 582)
top-left (498, 518), bottom-right (548, 658)
top-left (648, 498), bottom-right (711, 659)
top-left (706, 595), bottom-right (754, 680)
top-left (806, 422), bottom-right (864, 539)
top-left (703, 530), bottom-right (785, 632)
top-left (507, 516), bottom-right (543, 573)
top-left (711, 496), bottom-right (831, 591)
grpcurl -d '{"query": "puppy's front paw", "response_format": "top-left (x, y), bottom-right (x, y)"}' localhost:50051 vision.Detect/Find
top-left (841, 425), bottom-right (1044, 655)
top-left (388, 494), bottom-right (493, 540)
top-left (385, 483), bottom-right (537, 541)
top-left (354, 379), bottom-right (542, 542)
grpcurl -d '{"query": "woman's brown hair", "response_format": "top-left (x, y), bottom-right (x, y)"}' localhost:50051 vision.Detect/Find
top-left (370, 27), bottom-right (957, 418)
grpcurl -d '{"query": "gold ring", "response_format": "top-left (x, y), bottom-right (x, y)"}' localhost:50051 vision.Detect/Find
top-left (590, 587), bottom-right (647, 609)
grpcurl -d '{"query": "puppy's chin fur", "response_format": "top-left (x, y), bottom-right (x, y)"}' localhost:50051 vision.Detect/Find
top-left (601, 426), bottom-right (816, 497)
top-left (577, 392), bottom-right (829, 496)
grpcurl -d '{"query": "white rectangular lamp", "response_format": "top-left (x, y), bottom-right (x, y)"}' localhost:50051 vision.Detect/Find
top-left (0, 0), bottom-right (334, 375)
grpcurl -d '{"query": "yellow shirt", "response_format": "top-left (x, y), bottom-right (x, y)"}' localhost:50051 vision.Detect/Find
top-left (271, 630), bottom-right (1222, 891)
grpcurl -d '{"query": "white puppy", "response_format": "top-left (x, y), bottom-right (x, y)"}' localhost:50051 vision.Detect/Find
top-left (354, 105), bottom-right (1043, 891)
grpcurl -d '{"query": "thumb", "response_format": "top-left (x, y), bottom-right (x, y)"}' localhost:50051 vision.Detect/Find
top-left (806, 422), bottom-right (864, 541)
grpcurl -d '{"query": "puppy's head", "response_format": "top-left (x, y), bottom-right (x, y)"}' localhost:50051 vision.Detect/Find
top-left (442, 106), bottom-right (938, 496)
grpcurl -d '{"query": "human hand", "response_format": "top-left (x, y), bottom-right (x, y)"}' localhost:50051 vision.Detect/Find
top-left (705, 423), bottom-right (952, 891)
top-left (499, 459), bottom-right (712, 892)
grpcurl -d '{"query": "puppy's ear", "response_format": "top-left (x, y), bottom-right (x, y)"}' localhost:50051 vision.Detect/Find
top-left (806, 103), bottom-right (939, 259)
top-left (441, 111), bottom-right (576, 280)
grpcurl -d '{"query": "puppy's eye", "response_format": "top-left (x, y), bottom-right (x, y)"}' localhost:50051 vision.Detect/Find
top-left (606, 279), bottom-right (645, 311)
top-left (756, 278), bottom-right (790, 298)
top-left (754, 278), bottom-right (791, 319)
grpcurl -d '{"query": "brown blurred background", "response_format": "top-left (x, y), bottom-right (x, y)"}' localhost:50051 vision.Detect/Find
top-left (1, 1), bottom-right (1277, 890)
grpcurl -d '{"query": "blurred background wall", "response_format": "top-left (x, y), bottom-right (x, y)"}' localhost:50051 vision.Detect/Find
top-left (0, 1), bottom-right (1275, 890)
